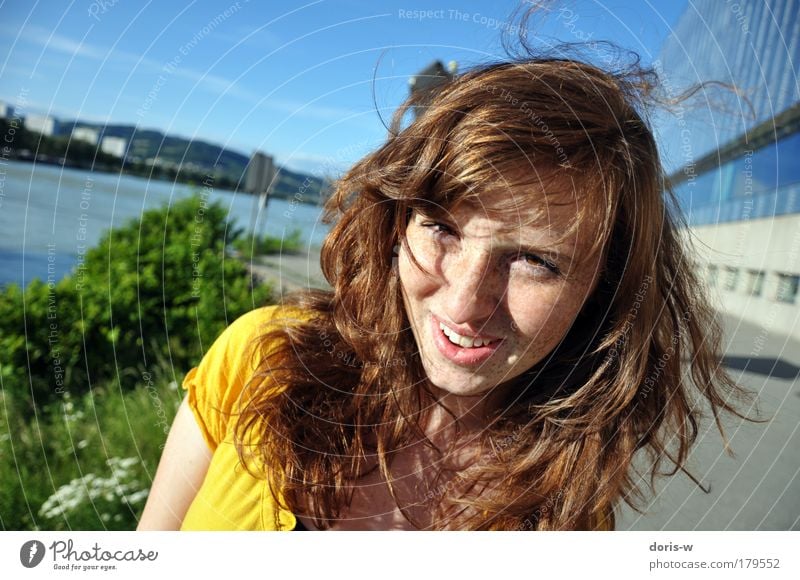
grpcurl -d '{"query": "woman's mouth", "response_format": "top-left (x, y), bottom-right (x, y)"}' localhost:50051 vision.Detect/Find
top-left (431, 316), bottom-right (503, 365)
top-left (438, 322), bottom-right (500, 348)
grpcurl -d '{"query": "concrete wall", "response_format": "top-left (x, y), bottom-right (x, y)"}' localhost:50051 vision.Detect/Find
top-left (690, 214), bottom-right (800, 340)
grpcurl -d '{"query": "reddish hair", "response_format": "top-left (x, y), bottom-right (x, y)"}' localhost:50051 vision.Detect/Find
top-left (235, 54), bottom-right (754, 530)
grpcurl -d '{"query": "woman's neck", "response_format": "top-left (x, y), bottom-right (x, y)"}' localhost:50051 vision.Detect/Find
top-left (423, 382), bottom-right (507, 434)
top-left (418, 389), bottom-right (505, 458)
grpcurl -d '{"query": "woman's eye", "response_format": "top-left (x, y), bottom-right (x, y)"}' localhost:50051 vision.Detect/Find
top-left (519, 253), bottom-right (561, 275)
top-left (421, 221), bottom-right (456, 237)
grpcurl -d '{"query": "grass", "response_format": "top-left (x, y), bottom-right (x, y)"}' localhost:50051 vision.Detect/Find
top-left (0, 368), bottom-right (182, 530)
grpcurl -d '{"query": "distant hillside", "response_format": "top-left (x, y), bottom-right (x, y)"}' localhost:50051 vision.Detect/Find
top-left (58, 121), bottom-right (328, 204)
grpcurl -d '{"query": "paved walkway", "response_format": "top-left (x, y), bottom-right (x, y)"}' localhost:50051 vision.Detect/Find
top-left (245, 246), bottom-right (328, 296)
top-left (246, 250), bottom-right (799, 529)
top-left (617, 313), bottom-right (800, 530)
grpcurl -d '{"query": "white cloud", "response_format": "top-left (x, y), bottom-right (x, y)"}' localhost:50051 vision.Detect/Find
top-left (276, 151), bottom-right (352, 177)
top-left (209, 24), bottom-right (283, 49)
top-left (167, 66), bottom-right (260, 102)
top-left (263, 97), bottom-right (363, 122)
top-left (23, 25), bottom-right (108, 60)
top-left (8, 24), bottom-right (368, 120)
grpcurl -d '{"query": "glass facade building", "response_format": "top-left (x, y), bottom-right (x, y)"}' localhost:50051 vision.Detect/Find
top-left (675, 129), bottom-right (800, 225)
top-left (655, 0), bottom-right (800, 321)
top-left (658, 0), bottom-right (799, 171)
top-left (656, 0), bottom-right (800, 225)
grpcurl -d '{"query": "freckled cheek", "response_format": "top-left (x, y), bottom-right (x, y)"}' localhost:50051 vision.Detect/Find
top-left (506, 291), bottom-right (578, 345)
top-left (398, 249), bottom-right (440, 300)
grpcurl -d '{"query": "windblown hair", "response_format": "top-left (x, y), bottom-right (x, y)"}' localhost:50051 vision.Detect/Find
top-left (235, 49), bottom-right (754, 530)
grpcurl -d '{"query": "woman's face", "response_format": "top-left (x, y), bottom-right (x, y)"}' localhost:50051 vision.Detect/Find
top-left (398, 187), bottom-right (604, 401)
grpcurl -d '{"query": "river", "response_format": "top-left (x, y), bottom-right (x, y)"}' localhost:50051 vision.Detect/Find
top-left (0, 160), bottom-right (329, 287)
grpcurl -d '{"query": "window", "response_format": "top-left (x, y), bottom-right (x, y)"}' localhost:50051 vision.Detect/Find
top-left (745, 270), bottom-right (765, 296)
top-left (775, 273), bottom-right (799, 304)
top-left (707, 264), bottom-right (719, 287)
top-left (723, 267), bottom-right (739, 291)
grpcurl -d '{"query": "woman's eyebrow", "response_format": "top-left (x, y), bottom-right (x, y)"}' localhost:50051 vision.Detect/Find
top-left (497, 240), bottom-right (576, 261)
top-left (491, 225), bottom-right (577, 253)
top-left (419, 208), bottom-right (580, 258)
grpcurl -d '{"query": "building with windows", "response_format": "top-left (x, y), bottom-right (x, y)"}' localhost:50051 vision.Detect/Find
top-left (23, 113), bottom-right (56, 136)
top-left (657, 0), bottom-right (800, 338)
top-left (72, 126), bottom-right (99, 145)
top-left (100, 136), bottom-right (127, 158)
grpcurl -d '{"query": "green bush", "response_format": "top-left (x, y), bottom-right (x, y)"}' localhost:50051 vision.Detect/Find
top-left (0, 194), bottom-right (272, 412)
top-left (232, 227), bottom-right (303, 260)
top-left (0, 192), bottom-right (276, 529)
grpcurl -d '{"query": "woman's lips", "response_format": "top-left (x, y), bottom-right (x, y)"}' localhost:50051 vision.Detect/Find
top-left (430, 316), bottom-right (503, 366)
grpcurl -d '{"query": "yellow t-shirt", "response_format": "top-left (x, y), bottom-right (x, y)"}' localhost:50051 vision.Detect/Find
top-left (180, 305), bottom-right (305, 531)
top-left (179, 305), bottom-right (614, 531)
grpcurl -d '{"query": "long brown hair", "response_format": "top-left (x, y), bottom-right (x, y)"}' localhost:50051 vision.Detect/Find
top-left (235, 52), bottom-right (754, 530)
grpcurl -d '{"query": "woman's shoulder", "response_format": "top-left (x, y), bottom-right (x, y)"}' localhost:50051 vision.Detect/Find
top-left (224, 304), bottom-right (312, 341)
top-left (181, 303), bottom-right (312, 451)
top-left (198, 304), bottom-right (310, 373)
top-left (193, 303), bottom-right (313, 390)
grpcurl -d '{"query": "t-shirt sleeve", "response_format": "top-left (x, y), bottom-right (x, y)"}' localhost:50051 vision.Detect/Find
top-left (181, 305), bottom-right (284, 451)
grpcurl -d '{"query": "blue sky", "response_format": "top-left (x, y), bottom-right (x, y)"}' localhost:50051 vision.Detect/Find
top-left (0, 0), bottom-right (688, 175)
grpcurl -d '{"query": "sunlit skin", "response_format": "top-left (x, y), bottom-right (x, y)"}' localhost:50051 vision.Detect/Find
top-left (398, 187), bottom-right (605, 423)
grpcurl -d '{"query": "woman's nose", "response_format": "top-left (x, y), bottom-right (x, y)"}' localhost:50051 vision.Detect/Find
top-left (441, 249), bottom-right (501, 325)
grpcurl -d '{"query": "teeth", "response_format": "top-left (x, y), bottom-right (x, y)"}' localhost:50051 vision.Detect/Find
top-left (439, 322), bottom-right (495, 349)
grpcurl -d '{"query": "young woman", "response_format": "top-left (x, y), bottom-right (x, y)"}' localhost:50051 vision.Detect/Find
top-left (138, 52), bottom-right (751, 531)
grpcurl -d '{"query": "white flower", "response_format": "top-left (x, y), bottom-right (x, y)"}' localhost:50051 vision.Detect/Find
top-left (39, 456), bottom-right (149, 524)
top-left (125, 489), bottom-right (150, 504)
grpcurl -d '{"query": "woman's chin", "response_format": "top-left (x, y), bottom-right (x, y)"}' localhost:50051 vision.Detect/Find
top-left (425, 372), bottom-right (497, 400)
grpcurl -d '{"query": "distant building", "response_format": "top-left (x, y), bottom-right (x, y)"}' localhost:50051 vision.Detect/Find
top-left (100, 136), bottom-right (127, 158)
top-left (72, 126), bottom-right (99, 145)
top-left (24, 114), bottom-right (56, 136)
top-left (409, 60), bottom-right (457, 118)
top-left (658, 0), bottom-right (800, 338)
top-left (0, 101), bottom-right (10, 118)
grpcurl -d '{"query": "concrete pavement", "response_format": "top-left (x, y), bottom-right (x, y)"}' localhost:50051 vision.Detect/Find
top-left (245, 245), bottom-right (328, 295)
top-left (617, 313), bottom-right (800, 530)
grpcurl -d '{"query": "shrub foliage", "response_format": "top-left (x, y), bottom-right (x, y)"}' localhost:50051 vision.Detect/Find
top-left (1, 194), bottom-right (272, 410)
top-left (1, 193), bottom-right (273, 529)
